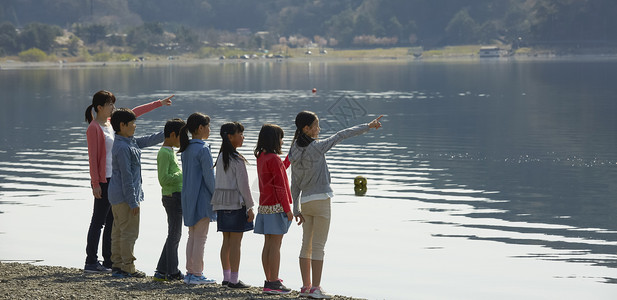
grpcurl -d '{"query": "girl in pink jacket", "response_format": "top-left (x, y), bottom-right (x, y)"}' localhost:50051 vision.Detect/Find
top-left (83, 90), bottom-right (173, 273)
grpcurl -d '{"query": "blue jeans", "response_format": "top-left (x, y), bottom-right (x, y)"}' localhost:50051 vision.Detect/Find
top-left (156, 192), bottom-right (183, 275)
top-left (85, 180), bottom-right (113, 267)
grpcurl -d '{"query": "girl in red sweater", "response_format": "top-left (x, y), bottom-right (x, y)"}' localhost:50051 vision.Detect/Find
top-left (253, 124), bottom-right (293, 295)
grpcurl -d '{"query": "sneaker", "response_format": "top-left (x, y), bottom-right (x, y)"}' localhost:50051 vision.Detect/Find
top-left (185, 273), bottom-right (216, 285)
top-left (126, 270), bottom-right (146, 278)
top-left (153, 271), bottom-right (167, 282)
top-left (308, 286), bottom-right (332, 299)
top-left (227, 280), bottom-right (250, 289)
top-left (300, 286), bottom-right (312, 297)
top-left (84, 262), bottom-right (111, 273)
top-left (221, 280), bottom-right (230, 287)
top-left (111, 268), bottom-right (128, 278)
top-left (263, 279), bottom-right (291, 295)
top-left (167, 272), bottom-right (184, 281)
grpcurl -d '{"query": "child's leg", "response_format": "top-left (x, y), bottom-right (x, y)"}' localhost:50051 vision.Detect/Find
top-left (299, 257), bottom-right (312, 288)
top-left (86, 181), bottom-right (112, 267)
top-left (308, 199), bottom-right (331, 287)
top-left (111, 202), bottom-right (140, 273)
top-left (124, 206), bottom-right (140, 274)
top-left (101, 204), bottom-right (114, 268)
top-left (264, 234), bottom-right (283, 282)
top-left (157, 194), bottom-right (183, 275)
top-left (228, 232), bottom-right (243, 272)
top-left (110, 203), bottom-right (123, 270)
top-left (100, 181), bottom-right (113, 268)
top-left (186, 217), bottom-right (210, 275)
top-left (299, 203), bottom-right (316, 287)
top-left (261, 235), bottom-right (270, 280)
top-left (86, 188), bottom-right (109, 264)
top-left (221, 232), bottom-right (244, 283)
top-left (221, 232), bottom-right (231, 276)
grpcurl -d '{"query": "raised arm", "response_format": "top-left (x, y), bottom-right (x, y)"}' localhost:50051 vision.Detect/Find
top-left (132, 95), bottom-right (174, 117)
top-left (136, 131), bottom-right (164, 148)
top-left (314, 115), bottom-right (383, 153)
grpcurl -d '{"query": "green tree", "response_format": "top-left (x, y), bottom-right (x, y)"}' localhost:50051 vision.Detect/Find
top-left (478, 21), bottom-right (498, 44)
top-left (354, 13), bottom-right (378, 36)
top-left (174, 26), bottom-right (199, 50)
top-left (528, 0), bottom-right (617, 43)
top-left (19, 23), bottom-right (62, 52)
top-left (386, 16), bottom-right (403, 40)
top-left (0, 22), bottom-right (19, 55)
top-left (324, 9), bottom-right (355, 46)
top-left (18, 47), bottom-right (47, 62)
top-left (74, 24), bottom-right (108, 44)
top-left (68, 35), bottom-right (82, 55)
top-left (126, 22), bottom-right (166, 53)
top-left (445, 9), bottom-right (479, 45)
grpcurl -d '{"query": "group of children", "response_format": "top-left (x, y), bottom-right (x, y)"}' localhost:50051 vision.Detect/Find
top-left (83, 90), bottom-right (383, 298)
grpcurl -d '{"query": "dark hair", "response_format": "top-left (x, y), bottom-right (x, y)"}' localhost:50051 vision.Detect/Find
top-left (164, 118), bottom-right (186, 138)
top-left (254, 124), bottom-right (284, 158)
top-left (178, 112), bottom-right (210, 153)
top-left (110, 108), bottom-right (136, 134)
top-left (85, 90), bottom-right (116, 123)
top-left (214, 122), bottom-right (247, 171)
top-left (292, 111), bottom-right (317, 148)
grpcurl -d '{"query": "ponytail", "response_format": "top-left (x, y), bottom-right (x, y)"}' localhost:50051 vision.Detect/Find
top-left (178, 125), bottom-right (190, 153)
top-left (292, 111), bottom-right (317, 148)
top-left (178, 112), bottom-right (211, 153)
top-left (84, 104), bottom-right (95, 123)
top-left (85, 90), bottom-right (116, 124)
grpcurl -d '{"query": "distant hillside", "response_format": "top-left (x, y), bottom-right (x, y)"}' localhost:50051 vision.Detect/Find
top-left (2, 0), bottom-right (617, 56)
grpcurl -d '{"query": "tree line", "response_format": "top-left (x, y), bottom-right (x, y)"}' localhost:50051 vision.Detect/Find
top-left (1, 0), bottom-right (617, 57)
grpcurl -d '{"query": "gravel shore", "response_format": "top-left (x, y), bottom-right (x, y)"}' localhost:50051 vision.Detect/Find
top-left (0, 262), bottom-right (363, 300)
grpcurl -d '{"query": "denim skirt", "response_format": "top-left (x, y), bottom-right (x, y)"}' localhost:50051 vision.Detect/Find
top-left (254, 212), bottom-right (292, 235)
top-left (216, 208), bottom-right (254, 232)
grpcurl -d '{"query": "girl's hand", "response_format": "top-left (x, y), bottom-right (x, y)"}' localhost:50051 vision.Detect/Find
top-left (131, 206), bottom-right (140, 216)
top-left (92, 186), bottom-right (102, 199)
top-left (286, 211), bottom-right (294, 221)
top-left (160, 95), bottom-right (174, 106)
top-left (368, 115), bottom-right (383, 129)
top-left (247, 209), bottom-right (255, 223)
top-left (295, 213), bottom-right (304, 225)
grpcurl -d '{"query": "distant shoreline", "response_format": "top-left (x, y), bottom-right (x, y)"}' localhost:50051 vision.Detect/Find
top-left (3, 53), bottom-right (617, 71)
top-left (3, 45), bottom-right (617, 70)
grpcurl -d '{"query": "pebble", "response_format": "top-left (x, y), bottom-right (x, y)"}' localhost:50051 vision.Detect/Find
top-left (0, 262), bottom-right (362, 300)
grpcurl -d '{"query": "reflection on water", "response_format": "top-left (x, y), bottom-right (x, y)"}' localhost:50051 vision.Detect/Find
top-left (1, 60), bottom-right (617, 299)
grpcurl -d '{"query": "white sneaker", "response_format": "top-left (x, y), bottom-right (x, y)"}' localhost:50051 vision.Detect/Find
top-left (308, 286), bottom-right (332, 299)
top-left (187, 274), bottom-right (216, 285)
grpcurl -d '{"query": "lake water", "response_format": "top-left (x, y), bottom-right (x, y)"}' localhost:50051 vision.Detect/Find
top-left (1, 58), bottom-right (617, 299)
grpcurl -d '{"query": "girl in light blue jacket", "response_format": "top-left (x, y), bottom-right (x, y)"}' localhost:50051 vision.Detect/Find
top-left (178, 112), bottom-right (217, 285)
